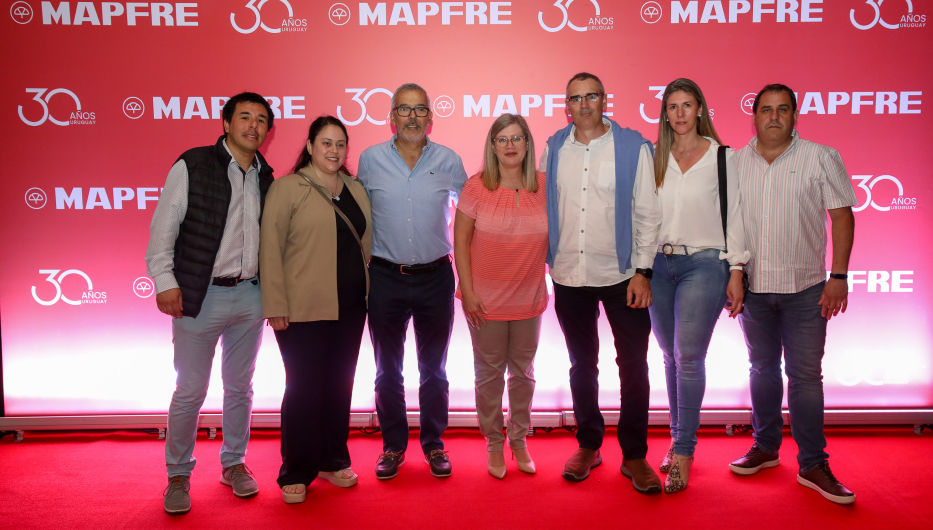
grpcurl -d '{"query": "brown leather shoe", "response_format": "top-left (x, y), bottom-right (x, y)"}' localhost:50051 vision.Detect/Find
top-left (729, 444), bottom-right (780, 475)
top-left (562, 448), bottom-right (601, 482)
top-left (620, 458), bottom-right (662, 494)
top-left (797, 462), bottom-right (856, 505)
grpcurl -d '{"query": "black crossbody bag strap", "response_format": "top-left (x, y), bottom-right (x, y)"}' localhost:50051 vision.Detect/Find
top-left (297, 169), bottom-right (369, 305)
top-left (717, 145), bottom-right (748, 291)
top-left (717, 144), bottom-right (729, 253)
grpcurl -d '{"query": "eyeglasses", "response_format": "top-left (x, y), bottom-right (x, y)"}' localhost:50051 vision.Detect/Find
top-left (566, 92), bottom-right (603, 105)
top-left (395, 105), bottom-right (431, 117)
top-left (492, 135), bottom-right (526, 146)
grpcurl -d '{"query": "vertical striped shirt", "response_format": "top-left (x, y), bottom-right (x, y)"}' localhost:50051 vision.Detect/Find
top-left (735, 132), bottom-right (857, 294)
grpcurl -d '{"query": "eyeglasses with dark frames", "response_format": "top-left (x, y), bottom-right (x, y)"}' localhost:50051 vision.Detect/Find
top-left (566, 92), bottom-right (603, 105)
top-left (395, 105), bottom-right (431, 117)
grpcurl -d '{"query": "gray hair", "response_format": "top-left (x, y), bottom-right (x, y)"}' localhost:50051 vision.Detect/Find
top-left (392, 82), bottom-right (429, 107)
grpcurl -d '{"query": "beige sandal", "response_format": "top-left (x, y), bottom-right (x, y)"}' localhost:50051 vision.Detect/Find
top-left (281, 483), bottom-right (306, 504)
top-left (322, 467), bottom-right (358, 488)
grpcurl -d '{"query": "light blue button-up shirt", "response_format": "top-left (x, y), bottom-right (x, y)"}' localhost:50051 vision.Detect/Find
top-left (358, 136), bottom-right (467, 265)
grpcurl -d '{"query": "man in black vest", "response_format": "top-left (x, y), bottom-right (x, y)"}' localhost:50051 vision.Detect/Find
top-left (145, 92), bottom-right (274, 515)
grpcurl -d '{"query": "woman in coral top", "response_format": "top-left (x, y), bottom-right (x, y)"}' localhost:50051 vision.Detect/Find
top-left (453, 113), bottom-right (548, 479)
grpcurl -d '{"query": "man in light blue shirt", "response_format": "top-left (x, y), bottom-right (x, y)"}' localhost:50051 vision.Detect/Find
top-left (358, 82), bottom-right (467, 480)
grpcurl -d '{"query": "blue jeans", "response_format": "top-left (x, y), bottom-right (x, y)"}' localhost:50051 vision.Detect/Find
top-left (368, 259), bottom-right (454, 455)
top-left (739, 282), bottom-right (829, 472)
top-left (649, 250), bottom-right (728, 457)
top-left (166, 281), bottom-right (263, 477)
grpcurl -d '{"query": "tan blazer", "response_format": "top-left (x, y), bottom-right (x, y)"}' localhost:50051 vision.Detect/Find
top-left (260, 166), bottom-right (372, 322)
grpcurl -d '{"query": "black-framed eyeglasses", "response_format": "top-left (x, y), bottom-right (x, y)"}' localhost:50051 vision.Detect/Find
top-left (567, 92), bottom-right (603, 105)
top-left (395, 105), bottom-right (431, 117)
top-left (492, 135), bottom-right (526, 146)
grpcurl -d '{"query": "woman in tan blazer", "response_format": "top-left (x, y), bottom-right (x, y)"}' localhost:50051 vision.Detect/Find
top-left (260, 115), bottom-right (372, 504)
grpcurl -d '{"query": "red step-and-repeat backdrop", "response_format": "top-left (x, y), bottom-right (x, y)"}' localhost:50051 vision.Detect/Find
top-left (1, 0), bottom-right (930, 415)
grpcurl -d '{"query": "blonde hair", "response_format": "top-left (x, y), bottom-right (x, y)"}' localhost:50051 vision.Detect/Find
top-left (481, 113), bottom-right (538, 192)
top-left (654, 78), bottom-right (722, 188)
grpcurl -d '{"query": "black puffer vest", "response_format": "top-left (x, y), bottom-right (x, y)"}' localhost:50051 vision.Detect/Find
top-left (174, 135), bottom-right (274, 317)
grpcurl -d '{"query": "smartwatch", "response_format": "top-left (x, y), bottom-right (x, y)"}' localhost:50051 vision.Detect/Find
top-left (634, 268), bottom-right (653, 280)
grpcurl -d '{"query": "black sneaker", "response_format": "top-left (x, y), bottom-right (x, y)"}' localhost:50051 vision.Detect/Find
top-left (797, 462), bottom-right (856, 505)
top-left (729, 444), bottom-right (780, 475)
top-left (425, 449), bottom-right (452, 478)
top-left (375, 451), bottom-right (405, 480)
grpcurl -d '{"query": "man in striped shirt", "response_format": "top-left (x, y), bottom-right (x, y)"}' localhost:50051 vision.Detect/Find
top-left (729, 84), bottom-right (857, 505)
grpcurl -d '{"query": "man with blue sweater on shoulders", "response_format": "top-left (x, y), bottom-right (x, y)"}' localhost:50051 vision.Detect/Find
top-left (540, 72), bottom-right (662, 492)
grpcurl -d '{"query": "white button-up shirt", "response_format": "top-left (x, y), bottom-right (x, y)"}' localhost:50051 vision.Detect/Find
top-left (657, 138), bottom-right (750, 266)
top-left (540, 121), bottom-right (660, 287)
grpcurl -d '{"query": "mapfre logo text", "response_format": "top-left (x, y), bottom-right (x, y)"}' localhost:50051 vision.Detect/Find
top-left (32, 1), bottom-right (198, 26)
top-left (25, 186), bottom-right (162, 210)
top-left (738, 90), bottom-right (923, 116)
top-left (349, 1), bottom-right (512, 25)
top-left (664, 0), bottom-right (823, 23)
top-left (145, 96), bottom-right (306, 120)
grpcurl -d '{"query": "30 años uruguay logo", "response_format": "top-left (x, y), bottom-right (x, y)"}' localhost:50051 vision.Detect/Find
top-left (850, 0), bottom-right (926, 30)
top-left (230, 0), bottom-right (308, 34)
top-left (18, 88), bottom-right (95, 126)
top-left (538, 0), bottom-right (614, 32)
top-left (32, 269), bottom-right (107, 306)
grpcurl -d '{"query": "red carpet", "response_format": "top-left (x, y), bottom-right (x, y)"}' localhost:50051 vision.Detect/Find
top-left (1, 426), bottom-right (930, 528)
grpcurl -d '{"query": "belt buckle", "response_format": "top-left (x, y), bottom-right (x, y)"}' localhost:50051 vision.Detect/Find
top-left (399, 265), bottom-right (412, 276)
top-left (662, 243), bottom-right (674, 256)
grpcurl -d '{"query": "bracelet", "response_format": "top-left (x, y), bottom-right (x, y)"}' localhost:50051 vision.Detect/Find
top-left (729, 265), bottom-right (744, 271)
top-left (829, 273), bottom-right (848, 280)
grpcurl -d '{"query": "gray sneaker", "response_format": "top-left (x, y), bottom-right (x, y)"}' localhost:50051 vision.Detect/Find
top-left (221, 463), bottom-right (259, 498)
top-left (163, 475), bottom-right (191, 515)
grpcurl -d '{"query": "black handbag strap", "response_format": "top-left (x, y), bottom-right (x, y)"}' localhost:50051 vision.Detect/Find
top-left (717, 145), bottom-right (729, 253)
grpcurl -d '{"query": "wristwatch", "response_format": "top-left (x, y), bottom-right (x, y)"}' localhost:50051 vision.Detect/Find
top-left (634, 268), bottom-right (653, 280)
top-left (829, 273), bottom-right (848, 280)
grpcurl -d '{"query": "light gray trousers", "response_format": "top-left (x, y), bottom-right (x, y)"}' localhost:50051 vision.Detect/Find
top-left (469, 316), bottom-right (541, 451)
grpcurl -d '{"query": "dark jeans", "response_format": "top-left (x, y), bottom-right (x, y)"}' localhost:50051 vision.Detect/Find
top-left (739, 283), bottom-right (829, 472)
top-left (553, 279), bottom-right (652, 459)
top-left (369, 259), bottom-right (455, 454)
top-left (274, 310), bottom-right (365, 487)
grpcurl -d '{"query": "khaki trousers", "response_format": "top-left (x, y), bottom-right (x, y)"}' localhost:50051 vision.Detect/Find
top-left (469, 316), bottom-right (541, 451)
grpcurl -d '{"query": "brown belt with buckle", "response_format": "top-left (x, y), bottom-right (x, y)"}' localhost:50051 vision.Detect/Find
top-left (371, 255), bottom-right (449, 275)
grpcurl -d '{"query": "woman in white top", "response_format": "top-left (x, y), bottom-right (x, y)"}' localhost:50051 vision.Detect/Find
top-left (650, 78), bottom-right (749, 493)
